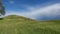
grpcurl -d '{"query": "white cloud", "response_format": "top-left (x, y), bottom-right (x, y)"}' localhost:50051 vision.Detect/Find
top-left (10, 1), bottom-right (14, 4)
top-left (23, 3), bottom-right (60, 19)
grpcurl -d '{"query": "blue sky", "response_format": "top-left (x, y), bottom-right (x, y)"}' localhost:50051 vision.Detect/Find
top-left (2, 0), bottom-right (60, 20)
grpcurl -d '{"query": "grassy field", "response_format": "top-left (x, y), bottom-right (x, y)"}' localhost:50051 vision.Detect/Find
top-left (0, 15), bottom-right (60, 34)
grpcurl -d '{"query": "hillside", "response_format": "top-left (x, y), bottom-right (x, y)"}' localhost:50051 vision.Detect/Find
top-left (0, 15), bottom-right (60, 34)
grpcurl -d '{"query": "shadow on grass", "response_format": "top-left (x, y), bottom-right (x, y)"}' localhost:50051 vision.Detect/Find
top-left (0, 18), bottom-right (3, 20)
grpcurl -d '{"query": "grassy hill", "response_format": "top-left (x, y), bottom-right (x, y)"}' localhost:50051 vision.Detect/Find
top-left (0, 15), bottom-right (60, 34)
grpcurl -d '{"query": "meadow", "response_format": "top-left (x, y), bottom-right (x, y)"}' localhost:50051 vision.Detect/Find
top-left (0, 15), bottom-right (60, 34)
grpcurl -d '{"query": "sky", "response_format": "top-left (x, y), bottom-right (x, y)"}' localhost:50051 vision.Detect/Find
top-left (2, 0), bottom-right (60, 20)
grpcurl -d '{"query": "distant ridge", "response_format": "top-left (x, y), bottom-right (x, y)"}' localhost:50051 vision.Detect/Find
top-left (4, 15), bottom-right (31, 19)
top-left (3, 15), bottom-right (38, 22)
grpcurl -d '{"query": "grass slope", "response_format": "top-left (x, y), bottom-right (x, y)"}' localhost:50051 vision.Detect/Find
top-left (0, 15), bottom-right (60, 34)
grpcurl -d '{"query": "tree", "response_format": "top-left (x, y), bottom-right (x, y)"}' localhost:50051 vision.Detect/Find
top-left (0, 0), bottom-right (5, 19)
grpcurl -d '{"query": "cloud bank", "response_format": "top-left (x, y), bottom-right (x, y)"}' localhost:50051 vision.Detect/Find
top-left (23, 3), bottom-right (60, 20)
top-left (6, 3), bottom-right (60, 20)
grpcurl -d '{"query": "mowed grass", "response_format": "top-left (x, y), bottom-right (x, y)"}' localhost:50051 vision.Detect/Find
top-left (0, 15), bottom-right (60, 34)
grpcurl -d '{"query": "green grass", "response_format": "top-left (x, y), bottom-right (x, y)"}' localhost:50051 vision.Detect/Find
top-left (0, 15), bottom-right (60, 34)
